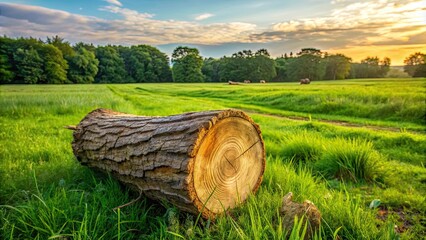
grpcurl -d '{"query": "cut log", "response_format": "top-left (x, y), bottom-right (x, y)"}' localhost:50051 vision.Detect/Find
top-left (72, 109), bottom-right (265, 219)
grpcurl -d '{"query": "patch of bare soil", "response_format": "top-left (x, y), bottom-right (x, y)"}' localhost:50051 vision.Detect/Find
top-left (375, 206), bottom-right (423, 234)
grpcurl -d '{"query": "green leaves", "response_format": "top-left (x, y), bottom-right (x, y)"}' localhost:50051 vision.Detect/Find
top-left (13, 48), bottom-right (43, 84)
top-left (119, 45), bottom-right (172, 83)
top-left (68, 46), bottom-right (99, 84)
top-left (351, 57), bottom-right (391, 78)
top-left (0, 36), bottom-right (172, 84)
top-left (287, 54), bottom-right (326, 81)
top-left (324, 54), bottom-right (352, 80)
top-left (40, 44), bottom-right (69, 84)
top-left (404, 52), bottom-right (426, 77)
top-left (95, 46), bottom-right (126, 83)
top-left (172, 46), bottom-right (204, 83)
top-left (217, 50), bottom-right (276, 82)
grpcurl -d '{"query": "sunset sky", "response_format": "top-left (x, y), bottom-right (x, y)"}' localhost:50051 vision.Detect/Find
top-left (0, 0), bottom-right (425, 65)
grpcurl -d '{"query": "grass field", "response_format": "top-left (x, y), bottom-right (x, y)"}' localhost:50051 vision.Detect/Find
top-left (1, 78), bottom-right (425, 239)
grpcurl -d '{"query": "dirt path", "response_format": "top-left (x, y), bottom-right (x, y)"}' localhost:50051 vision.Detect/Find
top-left (244, 110), bottom-right (425, 135)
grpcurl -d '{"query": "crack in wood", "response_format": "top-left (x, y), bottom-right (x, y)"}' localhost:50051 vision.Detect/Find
top-left (113, 136), bottom-right (120, 148)
top-left (232, 139), bottom-right (261, 162)
top-left (224, 154), bottom-right (237, 172)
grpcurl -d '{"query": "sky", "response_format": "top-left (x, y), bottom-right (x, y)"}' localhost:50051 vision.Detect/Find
top-left (0, 0), bottom-right (425, 65)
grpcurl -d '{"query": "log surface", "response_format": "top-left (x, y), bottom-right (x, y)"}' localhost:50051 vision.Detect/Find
top-left (72, 109), bottom-right (265, 219)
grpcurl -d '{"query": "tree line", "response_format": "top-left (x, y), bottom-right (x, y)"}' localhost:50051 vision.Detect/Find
top-left (0, 36), bottom-right (424, 84)
top-left (0, 36), bottom-right (172, 84)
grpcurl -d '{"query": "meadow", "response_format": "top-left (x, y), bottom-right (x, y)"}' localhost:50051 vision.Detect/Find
top-left (0, 78), bottom-right (425, 239)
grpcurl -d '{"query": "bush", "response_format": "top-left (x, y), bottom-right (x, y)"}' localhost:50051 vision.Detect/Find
top-left (314, 138), bottom-right (380, 182)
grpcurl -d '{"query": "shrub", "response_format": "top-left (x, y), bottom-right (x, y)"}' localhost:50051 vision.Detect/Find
top-left (315, 138), bottom-right (380, 182)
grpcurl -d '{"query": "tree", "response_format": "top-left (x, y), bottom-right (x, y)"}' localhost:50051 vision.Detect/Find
top-left (117, 46), bottom-right (136, 82)
top-left (255, 48), bottom-right (270, 57)
top-left (217, 49), bottom-right (276, 82)
top-left (0, 53), bottom-right (14, 83)
top-left (363, 57), bottom-right (381, 77)
top-left (118, 45), bottom-right (172, 83)
top-left (324, 54), bottom-right (352, 80)
top-left (298, 48), bottom-right (322, 57)
top-left (39, 44), bottom-right (69, 84)
top-left (0, 36), bottom-right (15, 83)
top-left (46, 36), bottom-right (75, 58)
top-left (251, 54), bottom-right (276, 81)
top-left (74, 42), bottom-right (96, 53)
top-left (218, 56), bottom-right (246, 82)
top-left (14, 37), bottom-right (44, 51)
top-left (274, 57), bottom-right (294, 82)
top-left (3, 37), bottom-right (45, 84)
top-left (287, 48), bottom-right (326, 81)
top-left (202, 58), bottom-right (221, 82)
top-left (95, 46), bottom-right (127, 83)
top-left (379, 57), bottom-right (391, 77)
top-left (227, 51), bottom-right (252, 81)
top-left (68, 46), bottom-right (99, 83)
top-left (144, 45), bottom-right (172, 82)
top-left (127, 47), bottom-right (147, 83)
top-left (172, 46), bottom-right (204, 82)
top-left (404, 52), bottom-right (426, 77)
top-left (351, 56), bottom-right (391, 78)
top-left (13, 48), bottom-right (43, 84)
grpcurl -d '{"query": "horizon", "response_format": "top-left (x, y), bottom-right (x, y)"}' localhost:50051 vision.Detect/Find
top-left (0, 0), bottom-right (425, 65)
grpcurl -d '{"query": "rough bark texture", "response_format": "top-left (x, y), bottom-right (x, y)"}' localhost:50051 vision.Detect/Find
top-left (72, 109), bottom-right (265, 219)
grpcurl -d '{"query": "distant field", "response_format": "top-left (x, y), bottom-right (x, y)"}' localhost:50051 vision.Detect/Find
top-left (1, 78), bottom-right (425, 239)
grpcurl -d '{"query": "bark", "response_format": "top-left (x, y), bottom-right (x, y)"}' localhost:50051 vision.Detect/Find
top-left (72, 108), bottom-right (265, 219)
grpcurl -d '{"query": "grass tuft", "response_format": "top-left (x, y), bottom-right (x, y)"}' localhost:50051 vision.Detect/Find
top-left (315, 138), bottom-right (380, 183)
top-left (279, 132), bottom-right (324, 164)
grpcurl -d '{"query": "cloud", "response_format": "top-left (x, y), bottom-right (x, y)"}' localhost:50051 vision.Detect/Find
top-left (0, 3), bottom-right (256, 45)
top-left (331, 0), bottom-right (349, 4)
top-left (105, 0), bottom-right (122, 7)
top-left (0, 2), bottom-right (90, 25)
top-left (195, 13), bottom-right (214, 21)
top-left (254, 0), bottom-right (426, 46)
top-left (99, 5), bottom-right (155, 19)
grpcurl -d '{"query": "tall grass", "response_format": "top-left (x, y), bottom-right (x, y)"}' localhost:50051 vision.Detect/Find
top-left (279, 132), bottom-right (324, 163)
top-left (0, 174), bottom-right (160, 239)
top-left (314, 138), bottom-right (380, 183)
top-left (274, 129), bottom-right (381, 183)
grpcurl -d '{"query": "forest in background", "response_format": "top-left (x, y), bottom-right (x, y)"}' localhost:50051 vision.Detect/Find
top-left (0, 36), bottom-right (425, 84)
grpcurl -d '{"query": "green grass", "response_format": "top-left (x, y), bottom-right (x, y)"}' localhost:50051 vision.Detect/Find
top-left (278, 131), bottom-right (323, 163)
top-left (314, 138), bottom-right (380, 183)
top-left (1, 78), bottom-right (425, 239)
top-left (125, 78), bottom-right (426, 130)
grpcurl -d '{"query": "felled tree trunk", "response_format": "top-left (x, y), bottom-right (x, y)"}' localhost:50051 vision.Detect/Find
top-left (72, 109), bottom-right (265, 219)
